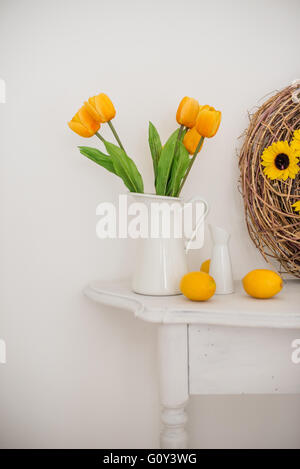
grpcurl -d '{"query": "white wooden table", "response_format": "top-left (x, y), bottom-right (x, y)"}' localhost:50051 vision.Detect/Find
top-left (84, 279), bottom-right (300, 449)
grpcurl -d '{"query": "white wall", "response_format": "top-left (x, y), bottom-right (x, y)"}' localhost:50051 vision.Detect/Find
top-left (0, 0), bottom-right (299, 449)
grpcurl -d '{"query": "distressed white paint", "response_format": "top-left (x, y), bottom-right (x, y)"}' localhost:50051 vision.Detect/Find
top-left (84, 279), bottom-right (300, 448)
top-left (158, 325), bottom-right (189, 448)
top-left (189, 325), bottom-right (300, 395)
top-left (84, 279), bottom-right (300, 329)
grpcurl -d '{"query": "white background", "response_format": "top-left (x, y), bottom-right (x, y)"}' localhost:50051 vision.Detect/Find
top-left (0, 0), bottom-right (300, 448)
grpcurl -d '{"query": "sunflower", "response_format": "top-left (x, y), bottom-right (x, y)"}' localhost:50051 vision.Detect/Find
top-left (261, 141), bottom-right (299, 181)
top-left (291, 129), bottom-right (300, 155)
top-left (292, 201), bottom-right (300, 214)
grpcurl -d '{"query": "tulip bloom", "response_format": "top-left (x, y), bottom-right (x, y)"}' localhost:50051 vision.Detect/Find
top-left (84, 93), bottom-right (116, 123)
top-left (183, 127), bottom-right (204, 154)
top-left (68, 106), bottom-right (100, 137)
top-left (176, 97), bottom-right (199, 128)
top-left (195, 105), bottom-right (221, 138)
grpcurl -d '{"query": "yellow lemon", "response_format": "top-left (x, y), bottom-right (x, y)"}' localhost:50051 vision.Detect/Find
top-left (180, 271), bottom-right (216, 301)
top-left (242, 269), bottom-right (283, 299)
top-left (200, 259), bottom-right (210, 273)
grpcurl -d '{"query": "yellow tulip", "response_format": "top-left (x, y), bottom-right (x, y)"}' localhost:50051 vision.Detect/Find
top-left (68, 106), bottom-right (100, 137)
top-left (84, 93), bottom-right (116, 123)
top-left (195, 105), bottom-right (221, 138)
top-left (84, 96), bottom-right (102, 122)
top-left (183, 127), bottom-right (204, 154)
top-left (176, 96), bottom-right (199, 128)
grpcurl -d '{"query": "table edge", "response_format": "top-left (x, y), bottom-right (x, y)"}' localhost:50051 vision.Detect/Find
top-left (84, 284), bottom-right (300, 329)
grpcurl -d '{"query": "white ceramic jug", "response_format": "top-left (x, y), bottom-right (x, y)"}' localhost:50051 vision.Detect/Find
top-left (130, 193), bottom-right (209, 295)
top-left (209, 224), bottom-right (234, 294)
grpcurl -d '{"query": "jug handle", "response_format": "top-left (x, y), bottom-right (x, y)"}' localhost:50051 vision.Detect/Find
top-left (184, 196), bottom-right (209, 253)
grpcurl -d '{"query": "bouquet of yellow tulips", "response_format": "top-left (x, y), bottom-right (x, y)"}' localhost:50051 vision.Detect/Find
top-left (68, 94), bottom-right (221, 196)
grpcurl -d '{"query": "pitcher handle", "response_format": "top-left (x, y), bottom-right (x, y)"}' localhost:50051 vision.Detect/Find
top-left (184, 196), bottom-right (209, 253)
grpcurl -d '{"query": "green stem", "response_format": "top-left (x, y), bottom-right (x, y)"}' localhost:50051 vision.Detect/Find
top-left (178, 136), bottom-right (204, 196)
top-left (95, 131), bottom-right (105, 143)
top-left (108, 121), bottom-right (125, 151)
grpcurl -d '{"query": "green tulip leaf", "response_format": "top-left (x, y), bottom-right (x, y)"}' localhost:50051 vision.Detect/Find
top-left (167, 142), bottom-right (190, 197)
top-left (148, 121), bottom-right (162, 182)
top-left (78, 146), bottom-right (116, 174)
top-left (104, 141), bottom-right (144, 193)
top-left (155, 129), bottom-right (179, 196)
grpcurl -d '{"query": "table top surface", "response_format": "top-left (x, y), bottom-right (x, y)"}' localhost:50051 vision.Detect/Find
top-left (84, 279), bottom-right (300, 329)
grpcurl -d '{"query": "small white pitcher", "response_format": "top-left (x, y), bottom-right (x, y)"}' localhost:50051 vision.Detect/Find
top-left (130, 193), bottom-right (209, 296)
top-left (209, 224), bottom-right (234, 294)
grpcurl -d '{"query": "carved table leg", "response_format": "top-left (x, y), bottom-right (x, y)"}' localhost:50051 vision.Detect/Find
top-left (158, 324), bottom-right (189, 449)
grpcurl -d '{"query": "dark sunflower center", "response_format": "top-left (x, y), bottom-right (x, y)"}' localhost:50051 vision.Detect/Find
top-left (275, 153), bottom-right (290, 170)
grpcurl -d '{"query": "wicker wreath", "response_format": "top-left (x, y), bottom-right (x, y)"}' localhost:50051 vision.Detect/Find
top-left (239, 83), bottom-right (300, 278)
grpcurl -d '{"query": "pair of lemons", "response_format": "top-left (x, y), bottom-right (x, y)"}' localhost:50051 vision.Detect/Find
top-left (180, 260), bottom-right (283, 302)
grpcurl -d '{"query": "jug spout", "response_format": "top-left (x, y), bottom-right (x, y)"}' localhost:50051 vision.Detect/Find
top-left (209, 225), bottom-right (230, 245)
